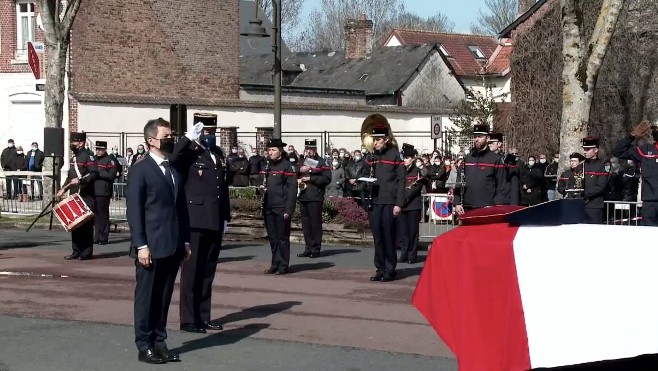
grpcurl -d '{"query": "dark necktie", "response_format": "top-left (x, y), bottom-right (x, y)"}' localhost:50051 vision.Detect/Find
top-left (162, 160), bottom-right (175, 191)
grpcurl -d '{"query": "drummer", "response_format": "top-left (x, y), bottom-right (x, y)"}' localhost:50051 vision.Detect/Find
top-left (57, 132), bottom-right (99, 260)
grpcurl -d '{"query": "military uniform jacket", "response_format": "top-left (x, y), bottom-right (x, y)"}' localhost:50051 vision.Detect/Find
top-left (363, 144), bottom-right (406, 207)
top-left (582, 158), bottom-right (609, 209)
top-left (402, 165), bottom-right (424, 211)
top-left (65, 149), bottom-right (98, 198)
top-left (94, 154), bottom-right (117, 197)
top-left (558, 169), bottom-right (582, 199)
top-left (454, 148), bottom-right (506, 209)
top-left (171, 137), bottom-right (231, 232)
top-left (297, 155), bottom-right (331, 202)
top-left (613, 136), bottom-right (658, 201)
top-left (263, 157), bottom-right (297, 215)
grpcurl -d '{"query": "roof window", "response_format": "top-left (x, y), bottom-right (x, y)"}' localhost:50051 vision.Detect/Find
top-left (468, 45), bottom-right (486, 59)
top-left (439, 44), bottom-right (450, 57)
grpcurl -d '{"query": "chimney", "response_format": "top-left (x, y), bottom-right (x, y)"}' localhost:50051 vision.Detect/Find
top-left (518, 0), bottom-right (533, 15)
top-left (344, 14), bottom-right (373, 59)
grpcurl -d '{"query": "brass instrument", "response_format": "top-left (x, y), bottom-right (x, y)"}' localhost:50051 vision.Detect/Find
top-left (297, 178), bottom-right (307, 197)
top-left (407, 172), bottom-right (423, 189)
top-left (260, 160), bottom-right (270, 209)
top-left (360, 113), bottom-right (398, 152)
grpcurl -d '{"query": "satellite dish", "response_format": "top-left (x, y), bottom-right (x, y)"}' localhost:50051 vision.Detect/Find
top-left (37, 14), bottom-right (44, 31)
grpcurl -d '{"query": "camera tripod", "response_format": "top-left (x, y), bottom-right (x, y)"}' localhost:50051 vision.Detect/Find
top-left (26, 157), bottom-right (61, 232)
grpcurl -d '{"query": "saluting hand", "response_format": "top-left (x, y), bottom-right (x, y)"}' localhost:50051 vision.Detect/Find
top-left (631, 119), bottom-right (652, 138)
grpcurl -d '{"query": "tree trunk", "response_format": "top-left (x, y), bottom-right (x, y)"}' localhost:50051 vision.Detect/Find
top-left (41, 41), bottom-right (69, 205)
top-left (559, 0), bottom-right (623, 170)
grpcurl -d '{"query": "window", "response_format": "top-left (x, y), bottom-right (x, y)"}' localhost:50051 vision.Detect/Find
top-left (16, 0), bottom-right (36, 59)
top-left (468, 45), bottom-right (486, 59)
top-left (438, 44), bottom-right (450, 57)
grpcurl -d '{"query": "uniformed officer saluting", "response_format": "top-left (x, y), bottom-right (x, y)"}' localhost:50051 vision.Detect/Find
top-left (57, 132), bottom-right (99, 260)
top-left (93, 141), bottom-right (117, 245)
top-left (297, 139), bottom-right (331, 258)
top-left (362, 115), bottom-right (405, 283)
top-left (260, 138), bottom-right (297, 275)
top-left (453, 124), bottom-right (506, 215)
top-left (398, 144), bottom-right (425, 265)
top-left (170, 113), bottom-right (230, 333)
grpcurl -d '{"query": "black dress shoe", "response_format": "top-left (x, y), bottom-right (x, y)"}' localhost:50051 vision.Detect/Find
top-left (79, 255), bottom-right (93, 261)
top-left (264, 267), bottom-right (277, 274)
top-left (309, 252), bottom-right (320, 258)
top-left (156, 347), bottom-right (180, 362)
top-left (407, 259), bottom-right (416, 264)
top-left (275, 269), bottom-right (288, 275)
top-left (380, 273), bottom-right (397, 282)
top-left (138, 348), bottom-right (166, 364)
top-left (64, 253), bottom-right (80, 260)
top-left (369, 273), bottom-right (384, 282)
top-left (179, 324), bottom-right (207, 333)
top-left (203, 321), bottom-right (223, 331)
top-left (297, 251), bottom-right (311, 258)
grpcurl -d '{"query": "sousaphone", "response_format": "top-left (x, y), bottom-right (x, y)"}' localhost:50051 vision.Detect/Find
top-left (360, 113), bottom-right (398, 152)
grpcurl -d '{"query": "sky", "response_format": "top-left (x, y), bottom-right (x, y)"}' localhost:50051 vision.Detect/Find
top-left (301, 0), bottom-right (490, 33)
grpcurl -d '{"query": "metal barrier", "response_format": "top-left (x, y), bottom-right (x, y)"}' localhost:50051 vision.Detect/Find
top-left (420, 193), bottom-right (457, 239)
top-left (0, 174), bottom-right (46, 215)
top-left (604, 201), bottom-right (643, 226)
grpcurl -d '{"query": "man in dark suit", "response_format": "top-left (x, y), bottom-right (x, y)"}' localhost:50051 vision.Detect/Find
top-left (126, 118), bottom-right (191, 364)
top-left (171, 113), bottom-right (230, 334)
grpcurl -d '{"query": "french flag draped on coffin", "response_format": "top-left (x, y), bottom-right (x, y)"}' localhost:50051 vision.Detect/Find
top-left (412, 201), bottom-right (658, 370)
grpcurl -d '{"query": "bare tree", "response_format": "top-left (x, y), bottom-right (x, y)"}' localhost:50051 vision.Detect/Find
top-left (259, 0), bottom-right (304, 33)
top-left (558, 0), bottom-right (624, 165)
top-left (380, 8), bottom-right (455, 34)
top-left (299, 0), bottom-right (403, 51)
top-left (37, 0), bottom-right (83, 202)
top-left (471, 0), bottom-right (522, 35)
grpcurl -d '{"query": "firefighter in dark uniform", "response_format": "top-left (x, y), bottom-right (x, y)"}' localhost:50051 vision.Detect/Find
top-left (57, 132), bottom-right (98, 260)
top-left (170, 113), bottom-right (230, 333)
top-left (398, 144), bottom-right (425, 264)
top-left (93, 141), bottom-right (117, 245)
top-left (453, 124), bottom-right (506, 215)
top-left (557, 152), bottom-right (586, 199)
top-left (581, 136), bottom-right (609, 224)
top-left (488, 132), bottom-right (512, 205)
top-left (297, 139), bottom-right (331, 258)
top-left (613, 120), bottom-right (658, 226)
top-left (260, 138), bottom-right (297, 275)
top-left (361, 114), bottom-right (405, 282)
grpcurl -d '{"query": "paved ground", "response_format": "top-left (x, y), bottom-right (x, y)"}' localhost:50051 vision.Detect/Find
top-left (0, 228), bottom-right (456, 370)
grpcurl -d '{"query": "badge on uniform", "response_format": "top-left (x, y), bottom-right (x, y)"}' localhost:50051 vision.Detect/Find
top-left (89, 155), bottom-right (95, 160)
top-left (198, 169), bottom-right (203, 176)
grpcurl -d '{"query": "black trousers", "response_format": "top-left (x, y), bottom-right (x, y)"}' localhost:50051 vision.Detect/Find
top-left (264, 208), bottom-right (291, 271)
top-left (180, 228), bottom-right (223, 326)
top-left (369, 204), bottom-right (397, 275)
top-left (300, 201), bottom-right (323, 254)
top-left (72, 196), bottom-right (95, 258)
top-left (94, 196), bottom-right (111, 243)
top-left (398, 209), bottom-right (421, 260)
top-left (134, 252), bottom-right (181, 352)
top-left (5, 176), bottom-right (14, 198)
top-left (584, 208), bottom-right (603, 224)
top-left (642, 201), bottom-right (658, 226)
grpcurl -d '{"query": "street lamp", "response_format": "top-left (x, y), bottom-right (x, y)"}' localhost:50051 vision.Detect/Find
top-left (241, 0), bottom-right (282, 140)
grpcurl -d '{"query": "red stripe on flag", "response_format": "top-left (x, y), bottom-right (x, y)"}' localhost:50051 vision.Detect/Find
top-left (412, 223), bottom-right (530, 371)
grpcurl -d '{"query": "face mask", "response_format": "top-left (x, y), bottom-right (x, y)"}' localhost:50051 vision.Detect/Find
top-left (137, 149), bottom-right (145, 154)
top-left (16, 151), bottom-right (23, 155)
top-left (159, 138), bottom-right (175, 154)
top-left (127, 152), bottom-right (133, 157)
top-left (112, 150), bottom-right (118, 155)
top-left (8, 143), bottom-right (14, 148)
top-left (202, 135), bottom-right (217, 148)
top-left (252, 152), bottom-right (257, 156)
top-left (554, 158), bottom-right (559, 163)
top-left (539, 159), bottom-right (546, 164)
top-left (32, 146), bottom-right (37, 151)
top-left (415, 162), bottom-right (422, 167)
top-left (604, 166), bottom-right (611, 172)
top-left (628, 161), bottom-right (634, 166)
top-left (528, 161), bottom-right (535, 166)
top-left (354, 156), bottom-right (361, 161)
top-left (232, 149), bottom-right (238, 154)
top-left (290, 158), bottom-right (296, 163)
top-left (332, 161), bottom-right (339, 166)
top-left (339, 152), bottom-right (345, 158)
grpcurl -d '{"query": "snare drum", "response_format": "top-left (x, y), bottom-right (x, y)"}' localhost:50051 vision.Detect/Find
top-left (53, 193), bottom-right (94, 232)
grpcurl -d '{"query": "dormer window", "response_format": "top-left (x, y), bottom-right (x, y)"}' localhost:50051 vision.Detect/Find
top-left (468, 45), bottom-right (486, 59)
top-left (439, 44), bottom-right (450, 57)
top-left (16, 0), bottom-right (36, 59)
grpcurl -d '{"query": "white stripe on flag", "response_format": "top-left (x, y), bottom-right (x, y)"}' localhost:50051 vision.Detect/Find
top-left (513, 224), bottom-right (658, 368)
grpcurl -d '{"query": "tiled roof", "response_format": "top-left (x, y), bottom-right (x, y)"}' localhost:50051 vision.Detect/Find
top-left (385, 29), bottom-right (499, 77)
top-left (484, 43), bottom-right (513, 75)
top-left (240, 44), bottom-right (461, 95)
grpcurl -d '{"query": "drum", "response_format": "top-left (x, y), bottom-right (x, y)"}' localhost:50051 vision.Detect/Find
top-left (53, 193), bottom-right (94, 232)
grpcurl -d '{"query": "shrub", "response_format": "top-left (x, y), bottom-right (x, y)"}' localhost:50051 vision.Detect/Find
top-left (229, 187), bottom-right (260, 200)
top-left (326, 197), bottom-right (370, 231)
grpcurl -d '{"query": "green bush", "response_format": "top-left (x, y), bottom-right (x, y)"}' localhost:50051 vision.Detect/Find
top-left (229, 187), bottom-right (260, 200)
